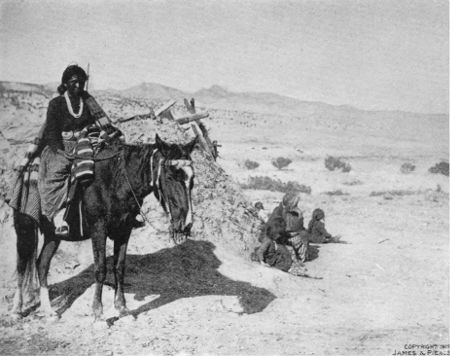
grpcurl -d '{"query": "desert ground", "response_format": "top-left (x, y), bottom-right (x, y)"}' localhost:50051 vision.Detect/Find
top-left (0, 84), bottom-right (448, 355)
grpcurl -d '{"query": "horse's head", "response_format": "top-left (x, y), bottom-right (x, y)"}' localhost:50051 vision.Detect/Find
top-left (154, 134), bottom-right (197, 244)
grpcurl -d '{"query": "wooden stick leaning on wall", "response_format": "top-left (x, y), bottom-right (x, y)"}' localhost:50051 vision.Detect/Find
top-left (183, 98), bottom-right (215, 160)
top-left (115, 100), bottom-right (176, 123)
top-left (176, 112), bottom-right (209, 125)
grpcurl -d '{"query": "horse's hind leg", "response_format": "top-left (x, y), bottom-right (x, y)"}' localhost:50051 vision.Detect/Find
top-left (112, 229), bottom-right (132, 316)
top-left (36, 219), bottom-right (60, 317)
top-left (12, 212), bottom-right (39, 317)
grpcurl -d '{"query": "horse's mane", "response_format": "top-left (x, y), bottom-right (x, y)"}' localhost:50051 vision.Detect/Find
top-left (120, 143), bottom-right (156, 181)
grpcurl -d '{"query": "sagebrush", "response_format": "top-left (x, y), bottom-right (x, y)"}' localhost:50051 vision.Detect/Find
top-left (369, 190), bottom-right (417, 197)
top-left (241, 176), bottom-right (311, 194)
top-left (428, 161), bottom-right (449, 176)
top-left (400, 162), bottom-right (415, 174)
top-left (323, 190), bottom-right (349, 196)
top-left (324, 156), bottom-right (351, 172)
top-left (244, 159), bottom-right (259, 170)
top-left (272, 157), bottom-right (292, 170)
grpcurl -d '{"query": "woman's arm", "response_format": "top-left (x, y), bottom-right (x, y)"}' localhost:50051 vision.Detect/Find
top-left (257, 237), bottom-right (273, 264)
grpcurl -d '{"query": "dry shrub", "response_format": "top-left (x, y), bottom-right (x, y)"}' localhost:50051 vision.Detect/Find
top-left (244, 159), bottom-right (260, 170)
top-left (342, 179), bottom-right (363, 186)
top-left (325, 156), bottom-right (351, 172)
top-left (369, 190), bottom-right (417, 197)
top-left (323, 190), bottom-right (349, 196)
top-left (400, 162), bottom-right (415, 174)
top-left (428, 161), bottom-right (449, 176)
top-left (424, 185), bottom-right (447, 202)
top-left (241, 176), bottom-right (311, 194)
top-left (272, 157), bottom-right (292, 170)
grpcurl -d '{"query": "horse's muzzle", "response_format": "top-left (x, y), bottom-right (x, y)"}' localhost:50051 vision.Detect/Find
top-left (169, 222), bottom-right (192, 245)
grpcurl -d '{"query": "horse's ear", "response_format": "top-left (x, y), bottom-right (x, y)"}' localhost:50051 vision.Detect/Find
top-left (155, 134), bottom-right (170, 156)
top-left (184, 136), bottom-right (198, 154)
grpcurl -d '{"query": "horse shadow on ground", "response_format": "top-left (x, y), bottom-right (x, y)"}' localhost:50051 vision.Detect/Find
top-left (50, 240), bottom-right (276, 318)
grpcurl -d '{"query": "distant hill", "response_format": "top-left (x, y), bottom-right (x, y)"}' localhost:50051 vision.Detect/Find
top-left (109, 82), bottom-right (448, 120)
top-left (0, 81), bottom-right (54, 97)
top-left (109, 82), bottom-right (343, 117)
top-left (194, 85), bottom-right (340, 117)
top-left (120, 82), bottom-right (188, 100)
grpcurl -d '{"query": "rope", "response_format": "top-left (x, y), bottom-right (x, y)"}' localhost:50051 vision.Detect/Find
top-left (123, 169), bottom-right (154, 226)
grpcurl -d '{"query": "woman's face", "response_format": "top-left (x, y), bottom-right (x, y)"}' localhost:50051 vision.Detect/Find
top-left (66, 75), bottom-right (85, 97)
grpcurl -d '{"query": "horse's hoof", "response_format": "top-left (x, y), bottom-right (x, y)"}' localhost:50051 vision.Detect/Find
top-left (118, 307), bottom-right (130, 317)
top-left (36, 308), bottom-right (60, 320)
top-left (92, 318), bottom-right (108, 330)
top-left (47, 313), bottom-right (61, 323)
top-left (93, 308), bottom-right (104, 323)
top-left (10, 312), bottom-right (23, 322)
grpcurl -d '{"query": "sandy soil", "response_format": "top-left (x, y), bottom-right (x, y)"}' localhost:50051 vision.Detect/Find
top-left (0, 91), bottom-right (448, 355)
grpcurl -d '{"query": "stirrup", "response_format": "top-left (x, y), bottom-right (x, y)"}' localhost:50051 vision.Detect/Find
top-left (55, 223), bottom-right (69, 237)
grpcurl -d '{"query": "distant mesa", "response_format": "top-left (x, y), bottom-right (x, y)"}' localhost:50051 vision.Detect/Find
top-left (121, 82), bottom-right (187, 100)
top-left (0, 81), bottom-right (53, 96)
top-left (195, 85), bottom-right (231, 98)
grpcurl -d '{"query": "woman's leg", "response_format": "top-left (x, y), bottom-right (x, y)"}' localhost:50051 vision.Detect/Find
top-left (38, 147), bottom-right (72, 233)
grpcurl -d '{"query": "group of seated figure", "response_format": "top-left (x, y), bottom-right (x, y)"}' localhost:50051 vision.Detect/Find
top-left (251, 192), bottom-right (341, 275)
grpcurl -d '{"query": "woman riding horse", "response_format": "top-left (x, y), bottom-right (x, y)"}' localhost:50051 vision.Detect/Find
top-left (38, 65), bottom-right (97, 236)
top-left (10, 66), bottom-right (198, 320)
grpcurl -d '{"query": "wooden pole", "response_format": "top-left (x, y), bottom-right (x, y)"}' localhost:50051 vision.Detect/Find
top-left (183, 97), bottom-right (215, 159)
top-left (86, 63), bottom-right (90, 91)
top-left (190, 123), bottom-right (214, 160)
top-left (176, 112), bottom-right (209, 125)
top-left (154, 100), bottom-right (176, 117)
top-left (115, 100), bottom-right (176, 123)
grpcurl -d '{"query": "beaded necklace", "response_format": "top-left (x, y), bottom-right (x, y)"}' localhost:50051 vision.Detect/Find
top-left (64, 91), bottom-right (84, 118)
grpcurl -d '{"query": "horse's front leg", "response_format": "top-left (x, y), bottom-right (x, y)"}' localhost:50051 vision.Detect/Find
top-left (36, 223), bottom-right (61, 318)
top-left (12, 213), bottom-right (39, 318)
top-left (90, 220), bottom-right (107, 320)
top-left (112, 228), bottom-right (131, 316)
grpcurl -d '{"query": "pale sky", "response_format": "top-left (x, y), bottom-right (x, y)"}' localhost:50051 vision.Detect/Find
top-left (0, 0), bottom-right (448, 114)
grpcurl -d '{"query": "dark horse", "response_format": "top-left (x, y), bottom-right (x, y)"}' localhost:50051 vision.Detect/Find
top-left (12, 134), bottom-right (197, 320)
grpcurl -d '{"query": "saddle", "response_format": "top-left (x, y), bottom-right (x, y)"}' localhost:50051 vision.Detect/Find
top-left (62, 127), bottom-right (122, 240)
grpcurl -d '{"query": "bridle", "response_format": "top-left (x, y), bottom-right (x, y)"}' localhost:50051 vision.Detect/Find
top-left (124, 147), bottom-right (193, 226)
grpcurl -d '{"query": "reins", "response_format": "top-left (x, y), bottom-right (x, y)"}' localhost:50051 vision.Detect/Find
top-left (123, 168), bottom-right (153, 226)
top-left (121, 148), bottom-right (168, 226)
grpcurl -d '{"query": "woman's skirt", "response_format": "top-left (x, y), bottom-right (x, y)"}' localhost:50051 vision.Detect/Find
top-left (38, 146), bottom-right (73, 219)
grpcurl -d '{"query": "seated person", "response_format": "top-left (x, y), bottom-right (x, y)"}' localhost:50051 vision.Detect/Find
top-left (307, 208), bottom-right (341, 243)
top-left (266, 191), bottom-right (309, 262)
top-left (251, 217), bottom-right (292, 272)
top-left (254, 201), bottom-right (268, 222)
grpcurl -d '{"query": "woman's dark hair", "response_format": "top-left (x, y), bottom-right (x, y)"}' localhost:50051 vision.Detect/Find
top-left (57, 65), bottom-right (88, 95)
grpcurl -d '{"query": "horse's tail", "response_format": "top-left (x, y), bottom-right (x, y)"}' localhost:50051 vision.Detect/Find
top-left (13, 210), bottom-right (40, 305)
